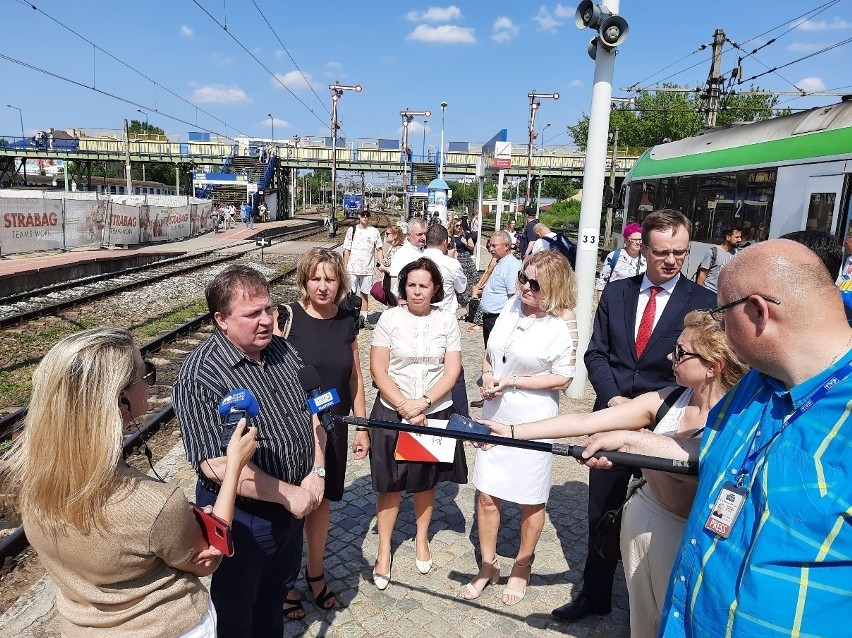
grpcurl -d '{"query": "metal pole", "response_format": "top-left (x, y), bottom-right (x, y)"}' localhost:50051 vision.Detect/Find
top-left (569, 0), bottom-right (621, 398)
top-left (536, 123), bottom-right (550, 216)
top-left (123, 118), bottom-right (133, 196)
top-left (422, 120), bottom-right (427, 158)
top-left (6, 104), bottom-right (26, 184)
top-left (328, 83), bottom-right (362, 236)
top-left (402, 117), bottom-right (410, 217)
top-left (268, 113), bottom-right (274, 142)
top-left (439, 101), bottom-right (447, 179)
top-left (137, 109), bottom-right (147, 182)
top-left (522, 91), bottom-right (558, 213)
top-left (605, 127), bottom-right (619, 248)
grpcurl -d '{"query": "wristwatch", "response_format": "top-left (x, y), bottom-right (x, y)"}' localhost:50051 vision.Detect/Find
top-left (423, 395), bottom-right (432, 408)
top-left (311, 466), bottom-right (326, 478)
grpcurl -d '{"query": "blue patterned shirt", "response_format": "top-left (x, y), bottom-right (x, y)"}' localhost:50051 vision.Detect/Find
top-left (660, 350), bottom-right (852, 638)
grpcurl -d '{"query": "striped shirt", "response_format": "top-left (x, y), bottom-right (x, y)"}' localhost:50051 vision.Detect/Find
top-left (173, 330), bottom-right (314, 495)
top-left (660, 350), bottom-right (852, 637)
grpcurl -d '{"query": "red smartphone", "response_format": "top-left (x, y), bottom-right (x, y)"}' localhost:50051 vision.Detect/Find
top-left (192, 505), bottom-right (235, 557)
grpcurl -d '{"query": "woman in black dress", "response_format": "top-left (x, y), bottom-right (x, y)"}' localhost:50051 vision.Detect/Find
top-left (275, 248), bottom-right (368, 618)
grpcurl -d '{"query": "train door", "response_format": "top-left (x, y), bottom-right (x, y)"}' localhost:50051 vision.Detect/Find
top-left (803, 175), bottom-right (843, 234)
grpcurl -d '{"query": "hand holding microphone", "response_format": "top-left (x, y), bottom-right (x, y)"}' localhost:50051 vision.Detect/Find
top-left (218, 388), bottom-right (260, 450)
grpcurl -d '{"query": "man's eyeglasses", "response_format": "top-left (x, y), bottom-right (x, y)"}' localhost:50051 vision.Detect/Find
top-left (518, 271), bottom-right (541, 292)
top-left (710, 294), bottom-right (781, 324)
top-left (141, 360), bottom-right (157, 386)
top-left (648, 248), bottom-right (689, 259)
top-left (673, 343), bottom-right (703, 364)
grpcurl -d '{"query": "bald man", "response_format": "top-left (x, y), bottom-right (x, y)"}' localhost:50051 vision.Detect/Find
top-left (581, 239), bottom-right (852, 638)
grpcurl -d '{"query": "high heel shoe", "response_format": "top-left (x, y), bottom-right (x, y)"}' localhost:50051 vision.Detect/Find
top-left (372, 556), bottom-right (392, 590)
top-left (460, 557), bottom-right (500, 600)
top-left (502, 561), bottom-right (531, 606)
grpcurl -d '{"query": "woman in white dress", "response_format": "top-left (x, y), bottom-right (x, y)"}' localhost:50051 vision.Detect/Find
top-left (461, 250), bottom-right (578, 605)
top-left (487, 311), bottom-right (747, 638)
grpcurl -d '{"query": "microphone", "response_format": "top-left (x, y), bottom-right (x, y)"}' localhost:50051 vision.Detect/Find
top-left (218, 388), bottom-right (260, 450)
top-left (297, 366), bottom-right (340, 434)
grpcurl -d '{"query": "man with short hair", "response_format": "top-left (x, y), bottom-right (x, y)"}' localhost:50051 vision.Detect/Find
top-left (554, 209), bottom-right (716, 623)
top-left (342, 210), bottom-right (383, 328)
top-left (520, 210), bottom-right (539, 257)
top-left (389, 217), bottom-right (427, 294)
top-left (582, 239), bottom-right (852, 638)
top-left (530, 222), bottom-right (558, 254)
top-left (174, 264), bottom-right (325, 638)
top-left (477, 230), bottom-right (522, 347)
top-left (695, 225), bottom-right (741, 291)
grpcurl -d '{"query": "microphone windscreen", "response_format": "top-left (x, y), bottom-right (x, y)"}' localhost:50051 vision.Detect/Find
top-left (218, 388), bottom-right (260, 418)
top-left (297, 366), bottom-right (322, 393)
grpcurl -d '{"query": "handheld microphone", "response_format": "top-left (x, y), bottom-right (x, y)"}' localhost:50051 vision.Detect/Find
top-left (218, 388), bottom-right (260, 450)
top-left (297, 366), bottom-right (340, 434)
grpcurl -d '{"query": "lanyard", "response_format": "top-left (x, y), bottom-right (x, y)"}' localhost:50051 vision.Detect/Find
top-left (736, 359), bottom-right (852, 486)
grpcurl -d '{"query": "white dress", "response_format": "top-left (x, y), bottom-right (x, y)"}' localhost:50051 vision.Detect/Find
top-left (473, 297), bottom-right (576, 504)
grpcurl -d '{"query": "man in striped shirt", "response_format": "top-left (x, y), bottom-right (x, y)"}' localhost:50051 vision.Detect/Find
top-left (174, 264), bottom-right (326, 638)
top-left (581, 239), bottom-right (852, 637)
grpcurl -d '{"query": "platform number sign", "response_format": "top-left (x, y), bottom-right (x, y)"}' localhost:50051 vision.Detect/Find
top-left (579, 227), bottom-right (599, 251)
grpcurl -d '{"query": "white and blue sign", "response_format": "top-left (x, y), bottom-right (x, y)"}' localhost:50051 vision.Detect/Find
top-left (306, 389), bottom-right (340, 414)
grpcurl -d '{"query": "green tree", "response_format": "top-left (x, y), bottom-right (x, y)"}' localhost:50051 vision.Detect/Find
top-left (568, 83), bottom-right (786, 150)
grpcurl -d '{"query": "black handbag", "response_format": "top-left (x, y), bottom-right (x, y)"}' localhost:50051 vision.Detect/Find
top-left (593, 477), bottom-right (646, 561)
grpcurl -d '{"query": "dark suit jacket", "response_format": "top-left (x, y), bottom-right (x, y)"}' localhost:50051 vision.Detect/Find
top-left (585, 274), bottom-right (717, 410)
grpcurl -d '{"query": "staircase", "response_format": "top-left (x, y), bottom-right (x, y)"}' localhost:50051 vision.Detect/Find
top-left (210, 155), bottom-right (270, 209)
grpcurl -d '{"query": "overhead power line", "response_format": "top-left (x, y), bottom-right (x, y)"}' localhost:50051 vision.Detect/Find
top-left (190, 0), bottom-right (328, 128)
top-left (12, 0), bottom-right (248, 138)
top-left (739, 37), bottom-right (852, 84)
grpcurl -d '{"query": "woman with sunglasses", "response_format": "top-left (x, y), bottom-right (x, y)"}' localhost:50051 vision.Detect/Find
top-left (462, 250), bottom-right (578, 605)
top-left (4, 328), bottom-right (257, 637)
top-left (486, 311), bottom-right (747, 638)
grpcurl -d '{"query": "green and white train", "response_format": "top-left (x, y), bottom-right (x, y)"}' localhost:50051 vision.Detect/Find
top-left (622, 98), bottom-right (852, 276)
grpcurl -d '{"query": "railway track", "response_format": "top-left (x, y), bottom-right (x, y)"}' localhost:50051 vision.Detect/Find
top-left (0, 220), bottom-right (326, 328)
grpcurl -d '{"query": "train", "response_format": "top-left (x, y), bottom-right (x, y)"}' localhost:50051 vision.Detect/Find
top-left (622, 98), bottom-right (852, 276)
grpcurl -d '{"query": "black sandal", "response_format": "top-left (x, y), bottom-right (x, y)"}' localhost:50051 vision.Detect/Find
top-left (283, 595), bottom-right (305, 620)
top-left (305, 571), bottom-right (337, 610)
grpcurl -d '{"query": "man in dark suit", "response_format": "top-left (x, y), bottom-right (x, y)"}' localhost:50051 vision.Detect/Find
top-left (552, 209), bottom-right (717, 622)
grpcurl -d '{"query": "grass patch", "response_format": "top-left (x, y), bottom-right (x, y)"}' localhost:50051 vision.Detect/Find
top-left (131, 300), bottom-right (210, 341)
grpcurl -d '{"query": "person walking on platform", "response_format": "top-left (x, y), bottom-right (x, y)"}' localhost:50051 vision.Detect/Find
top-left (695, 225), bottom-right (741, 292)
top-left (389, 217), bottom-right (427, 294)
top-left (553, 209), bottom-right (716, 623)
top-left (343, 210), bottom-right (383, 329)
top-left (520, 210), bottom-right (539, 257)
top-left (474, 231), bottom-right (521, 348)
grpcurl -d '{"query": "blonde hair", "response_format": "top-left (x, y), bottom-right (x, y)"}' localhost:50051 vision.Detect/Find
top-left (296, 247), bottom-right (350, 305)
top-left (682, 310), bottom-right (748, 389)
top-left (3, 328), bottom-right (136, 534)
top-left (385, 225), bottom-right (404, 247)
top-left (522, 250), bottom-right (578, 316)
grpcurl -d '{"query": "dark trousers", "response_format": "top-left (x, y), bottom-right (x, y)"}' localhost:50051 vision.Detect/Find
top-left (580, 464), bottom-right (635, 603)
top-left (196, 483), bottom-right (304, 638)
top-left (482, 312), bottom-right (499, 348)
top-left (451, 366), bottom-right (470, 418)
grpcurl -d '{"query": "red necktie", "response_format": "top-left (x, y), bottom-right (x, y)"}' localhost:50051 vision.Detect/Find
top-left (635, 286), bottom-right (662, 358)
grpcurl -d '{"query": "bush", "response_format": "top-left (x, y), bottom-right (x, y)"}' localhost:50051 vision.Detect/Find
top-left (541, 200), bottom-right (581, 231)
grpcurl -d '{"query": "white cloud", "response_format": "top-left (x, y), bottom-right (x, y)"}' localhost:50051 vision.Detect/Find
top-left (568, 79), bottom-right (583, 87)
top-left (405, 6), bottom-right (462, 22)
top-left (532, 6), bottom-right (563, 32)
top-left (262, 116), bottom-right (291, 130)
top-left (271, 70), bottom-right (316, 92)
top-left (327, 61), bottom-right (343, 69)
top-left (400, 120), bottom-right (429, 136)
top-left (787, 41), bottom-right (830, 52)
top-left (189, 84), bottom-right (251, 104)
top-left (492, 16), bottom-right (519, 43)
top-left (406, 24), bottom-right (476, 44)
top-left (179, 25), bottom-right (193, 37)
top-left (795, 17), bottom-right (852, 31)
top-left (553, 3), bottom-right (573, 18)
top-left (796, 76), bottom-right (827, 92)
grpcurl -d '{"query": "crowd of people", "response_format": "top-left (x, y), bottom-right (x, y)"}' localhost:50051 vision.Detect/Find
top-left (4, 206), bottom-right (852, 638)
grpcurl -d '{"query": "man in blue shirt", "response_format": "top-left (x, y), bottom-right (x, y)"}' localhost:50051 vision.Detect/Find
top-left (581, 239), bottom-right (852, 638)
top-left (475, 230), bottom-right (521, 347)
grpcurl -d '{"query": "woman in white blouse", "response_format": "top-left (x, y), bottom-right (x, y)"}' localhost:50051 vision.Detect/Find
top-left (461, 250), bottom-right (578, 605)
top-left (367, 257), bottom-right (467, 590)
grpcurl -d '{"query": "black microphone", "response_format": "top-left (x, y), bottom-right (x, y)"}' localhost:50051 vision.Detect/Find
top-left (297, 366), bottom-right (340, 434)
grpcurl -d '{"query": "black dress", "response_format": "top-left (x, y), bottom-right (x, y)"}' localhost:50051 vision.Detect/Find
top-left (285, 302), bottom-right (358, 501)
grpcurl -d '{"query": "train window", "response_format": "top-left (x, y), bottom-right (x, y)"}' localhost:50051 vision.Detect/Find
top-left (740, 170), bottom-right (775, 243)
top-left (694, 174), bottom-right (737, 242)
top-left (806, 193), bottom-right (836, 234)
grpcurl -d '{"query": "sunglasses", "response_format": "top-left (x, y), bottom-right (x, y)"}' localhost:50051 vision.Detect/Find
top-left (518, 271), bottom-right (541, 292)
top-left (672, 343), bottom-right (703, 364)
top-left (141, 360), bottom-right (157, 386)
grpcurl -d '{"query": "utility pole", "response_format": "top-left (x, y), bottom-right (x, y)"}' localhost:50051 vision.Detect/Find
top-left (123, 118), bottom-right (132, 196)
top-left (705, 28), bottom-right (725, 128)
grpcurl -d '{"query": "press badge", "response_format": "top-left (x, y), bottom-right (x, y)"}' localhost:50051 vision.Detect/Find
top-left (704, 481), bottom-right (747, 538)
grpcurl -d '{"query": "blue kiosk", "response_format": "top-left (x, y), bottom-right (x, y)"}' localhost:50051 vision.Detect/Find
top-left (426, 178), bottom-right (451, 226)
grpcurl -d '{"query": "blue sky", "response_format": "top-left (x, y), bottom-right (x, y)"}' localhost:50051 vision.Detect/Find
top-left (3, 0), bottom-right (852, 151)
